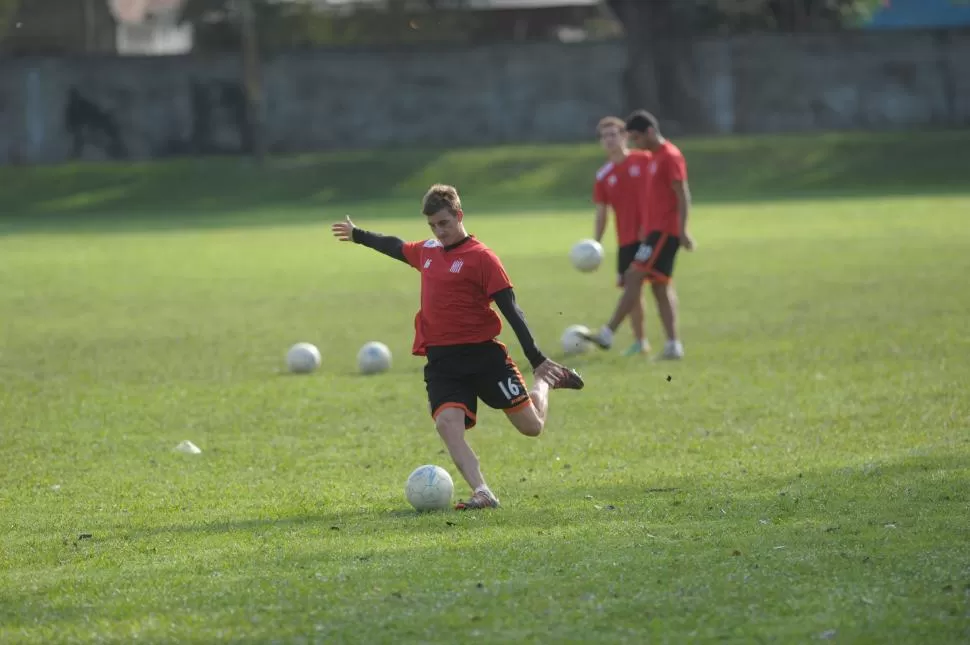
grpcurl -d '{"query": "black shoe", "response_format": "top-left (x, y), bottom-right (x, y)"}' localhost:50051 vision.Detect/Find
top-left (578, 330), bottom-right (611, 350)
top-left (554, 368), bottom-right (585, 391)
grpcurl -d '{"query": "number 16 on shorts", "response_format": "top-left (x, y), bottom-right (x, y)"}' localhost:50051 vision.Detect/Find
top-left (497, 377), bottom-right (521, 400)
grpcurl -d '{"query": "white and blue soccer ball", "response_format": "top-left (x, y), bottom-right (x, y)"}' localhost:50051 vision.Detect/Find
top-left (286, 342), bottom-right (321, 374)
top-left (405, 464), bottom-right (454, 511)
top-left (357, 341), bottom-right (392, 375)
top-left (569, 239), bottom-right (603, 272)
top-left (561, 324), bottom-right (592, 355)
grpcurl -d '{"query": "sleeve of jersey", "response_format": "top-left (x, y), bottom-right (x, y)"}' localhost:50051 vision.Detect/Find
top-left (593, 178), bottom-right (608, 204)
top-left (400, 241), bottom-right (424, 269)
top-left (670, 153), bottom-right (687, 182)
top-left (491, 288), bottom-right (546, 369)
top-left (482, 251), bottom-right (513, 296)
top-left (351, 228), bottom-right (421, 269)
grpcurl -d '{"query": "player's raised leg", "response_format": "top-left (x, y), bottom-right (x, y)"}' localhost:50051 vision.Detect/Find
top-left (505, 378), bottom-right (549, 437)
top-left (483, 354), bottom-right (548, 438)
top-left (480, 349), bottom-right (584, 439)
top-left (505, 361), bottom-right (584, 434)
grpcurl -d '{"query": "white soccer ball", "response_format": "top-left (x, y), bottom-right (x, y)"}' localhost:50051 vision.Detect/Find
top-left (405, 464), bottom-right (454, 511)
top-left (561, 324), bottom-right (592, 355)
top-left (357, 341), bottom-right (392, 375)
top-left (569, 239), bottom-right (603, 272)
top-left (286, 342), bottom-right (321, 374)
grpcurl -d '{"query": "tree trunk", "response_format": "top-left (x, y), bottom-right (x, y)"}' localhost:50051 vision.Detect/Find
top-left (240, 0), bottom-right (265, 161)
top-left (606, 0), bottom-right (697, 132)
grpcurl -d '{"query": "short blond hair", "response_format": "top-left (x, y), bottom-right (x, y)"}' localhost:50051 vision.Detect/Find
top-left (597, 116), bottom-right (626, 134)
top-left (422, 184), bottom-right (462, 217)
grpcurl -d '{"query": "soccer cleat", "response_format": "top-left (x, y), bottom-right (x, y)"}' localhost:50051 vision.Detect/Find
top-left (623, 341), bottom-right (651, 357)
top-left (660, 340), bottom-right (684, 360)
top-left (553, 367), bottom-right (585, 390)
top-left (455, 489), bottom-right (500, 510)
top-left (578, 327), bottom-right (613, 350)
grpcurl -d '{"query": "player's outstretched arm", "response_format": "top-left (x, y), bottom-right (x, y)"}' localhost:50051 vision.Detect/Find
top-left (332, 216), bottom-right (409, 265)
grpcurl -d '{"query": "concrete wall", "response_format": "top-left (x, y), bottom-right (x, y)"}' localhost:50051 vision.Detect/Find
top-left (726, 30), bottom-right (967, 133)
top-left (628, 28), bottom-right (970, 136)
top-left (0, 42), bottom-right (626, 165)
top-left (1, 29), bottom-right (968, 165)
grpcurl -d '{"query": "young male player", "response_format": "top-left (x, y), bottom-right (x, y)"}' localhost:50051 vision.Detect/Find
top-left (592, 116), bottom-right (653, 356)
top-left (583, 110), bottom-right (694, 359)
top-left (331, 184), bottom-right (585, 510)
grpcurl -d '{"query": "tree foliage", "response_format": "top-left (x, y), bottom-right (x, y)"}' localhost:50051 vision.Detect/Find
top-left (710, 0), bottom-right (886, 32)
top-left (181, 0), bottom-right (486, 50)
top-left (0, 0), bottom-right (893, 55)
top-left (607, 0), bottom-right (887, 36)
top-left (2, 0), bottom-right (117, 54)
top-left (0, 0), bottom-right (20, 43)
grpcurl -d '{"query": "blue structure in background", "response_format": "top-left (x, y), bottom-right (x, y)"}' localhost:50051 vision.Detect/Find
top-left (865, 0), bottom-right (970, 29)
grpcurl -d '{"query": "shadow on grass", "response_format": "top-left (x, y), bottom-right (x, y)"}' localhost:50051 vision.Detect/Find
top-left (5, 451), bottom-right (966, 641)
top-left (2, 129), bottom-right (970, 236)
top-left (104, 450), bottom-right (967, 543)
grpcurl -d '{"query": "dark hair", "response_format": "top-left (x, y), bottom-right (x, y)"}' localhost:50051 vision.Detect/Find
top-left (625, 110), bottom-right (659, 134)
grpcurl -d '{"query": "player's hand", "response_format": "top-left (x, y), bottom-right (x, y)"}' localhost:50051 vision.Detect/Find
top-left (331, 216), bottom-right (356, 242)
top-left (533, 358), bottom-right (567, 386)
top-left (682, 231), bottom-right (696, 252)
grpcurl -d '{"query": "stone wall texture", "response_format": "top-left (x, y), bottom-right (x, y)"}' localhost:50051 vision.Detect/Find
top-left (1, 29), bottom-right (968, 165)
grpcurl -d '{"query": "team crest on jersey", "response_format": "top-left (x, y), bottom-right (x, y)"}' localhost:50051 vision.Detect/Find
top-left (630, 165), bottom-right (641, 177)
top-left (607, 175), bottom-right (617, 186)
top-left (423, 239), bottom-right (441, 248)
top-left (449, 259), bottom-right (464, 274)
top-left (423, 259), bottom-right (432, 269)
top-left (649, 161), bottom-right (658, 175)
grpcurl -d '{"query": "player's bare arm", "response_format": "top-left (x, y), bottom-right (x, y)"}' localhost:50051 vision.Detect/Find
top-left (673, 180), bottom-right (695, 251)
top-left (331, 215), bottom-right (410, 264)
top-left (593, 203), bottom-right (608, 243)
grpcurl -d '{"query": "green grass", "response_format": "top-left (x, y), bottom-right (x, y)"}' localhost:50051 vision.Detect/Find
top-left (2, 133), bottom-right (970, 643)
top-left (2, 129), bottom-right (970, 233)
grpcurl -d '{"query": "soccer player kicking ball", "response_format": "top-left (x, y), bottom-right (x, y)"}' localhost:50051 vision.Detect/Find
top-left (332, 184), bottom-right (585, 510)
top-left (592, 116), bottom-right (654, 356)
top-left (583, 110), bottom-right (695, 360)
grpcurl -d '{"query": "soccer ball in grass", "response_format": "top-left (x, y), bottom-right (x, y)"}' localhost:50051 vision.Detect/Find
top-left (357, 341), bottom-right (392, 375)
top-left (405, 464), bottom-right (454, 511)
top-left (561, 324), bottom-right (592, 355)
top-left (569, 239), bottom-right (603, 272)
top-left (286, 342), bottom-right (321, 374)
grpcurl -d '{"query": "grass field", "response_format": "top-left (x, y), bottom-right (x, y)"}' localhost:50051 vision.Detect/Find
top-left (2, 132), bottom-right (969, 644)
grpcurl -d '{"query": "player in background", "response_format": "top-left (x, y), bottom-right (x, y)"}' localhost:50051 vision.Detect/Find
top-left (592, 116), bottom-right (654, 356)
top-left (332, 184), bottom-right (585, 511)
top-left (583, 110), bottom-right (695, 360)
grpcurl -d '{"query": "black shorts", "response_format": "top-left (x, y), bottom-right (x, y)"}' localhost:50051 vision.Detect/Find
top-left (617, 242), bottom-right (641, 286)
top-left (630, 231), bottom-right (680, 284)
top-left (424, 341), bottom-right (531, 429)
